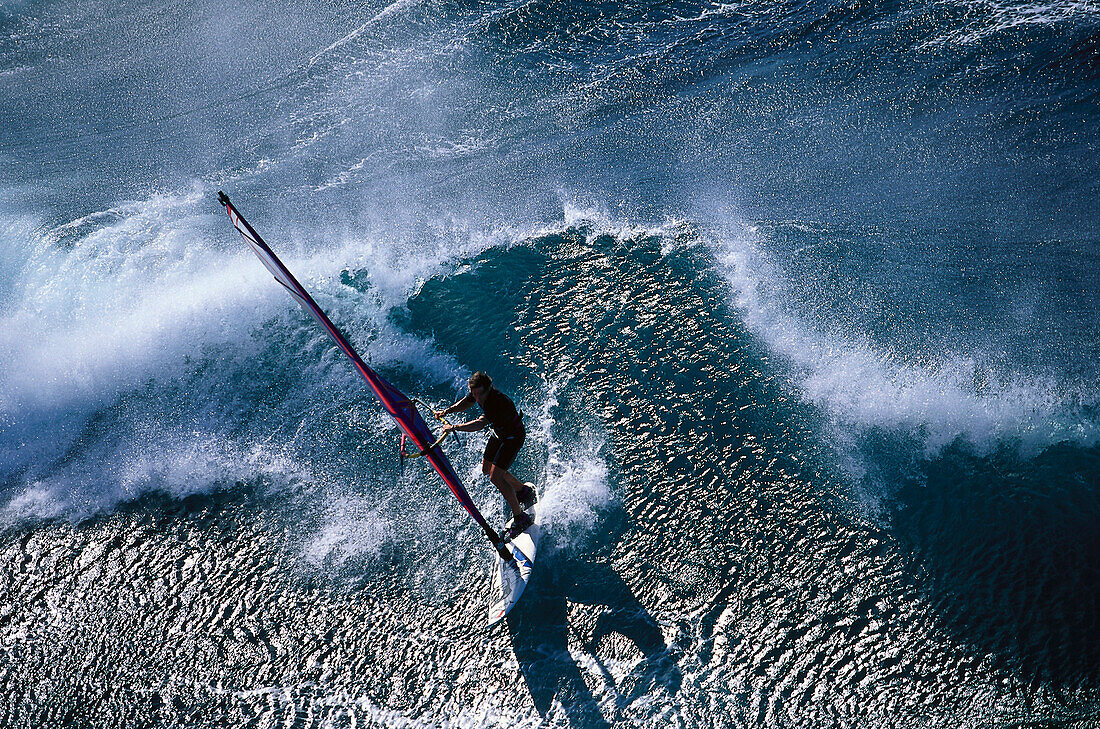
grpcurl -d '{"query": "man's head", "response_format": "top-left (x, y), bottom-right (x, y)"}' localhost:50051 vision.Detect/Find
top-left (468, 371), bottom-right (492, 405)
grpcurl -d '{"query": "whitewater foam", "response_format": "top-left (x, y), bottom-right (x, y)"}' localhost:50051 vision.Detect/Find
top-left (919, 0), bottom-right (1100, 48)
top-left (2, 431), bottom-right (312, 526)
top-left (303, 494), bottom-right (394, 567)
top-left (529, 379), bottom-right (613, 548)
top-left (710, 224), bottom-right (1100, 457)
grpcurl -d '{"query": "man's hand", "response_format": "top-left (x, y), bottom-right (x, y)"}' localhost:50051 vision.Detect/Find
top-left (433, 409), bottom-right (447, 420)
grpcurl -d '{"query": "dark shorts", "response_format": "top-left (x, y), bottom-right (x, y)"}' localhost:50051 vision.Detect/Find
top-left (483, 428), bottom-right (526, 470)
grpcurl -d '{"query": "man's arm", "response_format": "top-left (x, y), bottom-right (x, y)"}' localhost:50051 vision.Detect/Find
top-left (435, 393), bottom-right (475, 419)
top-left (444, 415), bottom-right (489, 433)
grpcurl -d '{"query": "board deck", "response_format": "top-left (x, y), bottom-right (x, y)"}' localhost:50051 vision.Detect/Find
top-left (487, 483), bottom-right (540, 626)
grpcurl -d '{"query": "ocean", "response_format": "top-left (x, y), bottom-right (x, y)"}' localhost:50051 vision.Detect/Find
top-left (1, 0), bottom-right (1099, 726)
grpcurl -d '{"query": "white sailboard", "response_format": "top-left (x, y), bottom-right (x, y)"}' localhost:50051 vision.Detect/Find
top-left (488, 483), bottom-right (541, 626)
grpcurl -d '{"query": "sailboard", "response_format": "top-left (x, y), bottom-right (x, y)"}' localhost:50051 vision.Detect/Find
top-left (488, 483), bottom-right (540, 626)
top-left (218, 191), bottom-right (537, 623)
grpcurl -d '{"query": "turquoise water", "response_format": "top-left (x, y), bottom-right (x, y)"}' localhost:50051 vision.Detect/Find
top-left (2, 1), bottom-right (1099, 726)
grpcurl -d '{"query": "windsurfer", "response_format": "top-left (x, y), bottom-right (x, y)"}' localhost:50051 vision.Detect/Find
top-left (436, 372), bottom-right (534, 539)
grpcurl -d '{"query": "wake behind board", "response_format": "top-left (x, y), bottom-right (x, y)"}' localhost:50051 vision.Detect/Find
top-left (488, 483), bottom-right (541, 626)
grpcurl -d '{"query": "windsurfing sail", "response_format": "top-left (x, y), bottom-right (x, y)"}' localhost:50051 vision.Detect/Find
top-left (218, 191), bottom-right (505, 551)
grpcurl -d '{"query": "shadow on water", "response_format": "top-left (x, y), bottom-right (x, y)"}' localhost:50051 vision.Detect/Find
top-left (505, 554), bottom-right (682, 727)
top-left (892, 440), bottom-right (1100, 692)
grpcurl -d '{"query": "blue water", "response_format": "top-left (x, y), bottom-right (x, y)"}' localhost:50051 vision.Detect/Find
top-left (2, 1), bottom-right (1099, 726)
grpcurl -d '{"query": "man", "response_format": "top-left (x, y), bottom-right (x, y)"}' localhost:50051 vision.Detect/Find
top-left (436, 372), bottom-right (535, 539)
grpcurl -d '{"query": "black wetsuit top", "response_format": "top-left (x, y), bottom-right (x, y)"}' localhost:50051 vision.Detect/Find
top-left (479, 387), bottom-right (523, 438)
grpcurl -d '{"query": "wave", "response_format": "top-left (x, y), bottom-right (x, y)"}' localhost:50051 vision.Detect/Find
top-left (0, 181), bottom-right (486, 523)
top-left (2, 431), bottom-right (312, 526)
top-left (0, 181), bottom-right (629, 539)
top-left (710, 221), bottom-right (1100, 460)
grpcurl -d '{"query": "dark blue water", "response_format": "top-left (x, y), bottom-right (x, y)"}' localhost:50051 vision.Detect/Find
top-left (2, 0), bottom-right (1099, 726)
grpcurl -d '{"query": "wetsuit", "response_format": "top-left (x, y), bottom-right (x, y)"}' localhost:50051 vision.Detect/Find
top-left (479, 387), bottom-right (525, 469)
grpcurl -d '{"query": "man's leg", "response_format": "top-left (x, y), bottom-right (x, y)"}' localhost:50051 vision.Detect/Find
top-left (488, 463), bottom-right (526, 518)
top-left (483, 431), bottom-right (529, 521)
